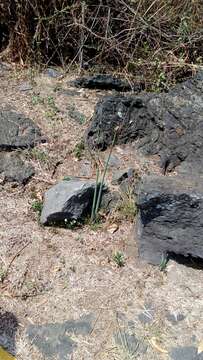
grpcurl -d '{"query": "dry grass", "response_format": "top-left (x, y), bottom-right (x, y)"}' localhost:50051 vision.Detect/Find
top-left (0, 0), bottom-right (203, 87)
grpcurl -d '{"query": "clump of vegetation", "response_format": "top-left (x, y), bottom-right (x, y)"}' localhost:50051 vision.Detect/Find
top-left (28, 148), bottom-right (49, 163)
top-left (45, 96), bottom-right (60, 119)
top-left (73, 141), bottom-right (85, 160)
top-left (0, 268), bottom-right (6, 283)
top-left (159, 253), bottom-right (168, 271)
top-left (113, 251), bottom-right (125, 267)
top-left (68, 105), bottom-right (86, 125)
top-left (31, 200), bottom-right (43, 216)
top-left (31, 94), bottom-right (44, 106)
top-left (31, 94), bottom-right (60, 120)
top-left (63, 176), bottom-right (72, 181)
top-left (116, 188), bottom-right (137, 222)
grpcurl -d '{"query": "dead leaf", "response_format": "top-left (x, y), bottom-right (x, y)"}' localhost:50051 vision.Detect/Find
top-left (107, 223), bottom-right (119, 234)
top-left (149, 337), bottom-right (168, 354)
top-left (0, 347), bottom-right (15, 360)
top-left (198, 339), bottom-right (203, 354)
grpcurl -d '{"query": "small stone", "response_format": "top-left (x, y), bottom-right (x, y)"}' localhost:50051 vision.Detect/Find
top-left (112, 168), bottom-right (134, 185)
top-left (59, 89), bottom-right (80, 97)
top-left (44, 68), bottom-right (62, 78)
top-left (0, 109), bottom-right (44, 150)
top-left (166, 312), bottom-right (185, 325)
top-left (138, 303), bottom-right (155, 324)
top-left (18, 82), bottom-right (33, 92)
top-left (79, 160), bottom-right (92, 177)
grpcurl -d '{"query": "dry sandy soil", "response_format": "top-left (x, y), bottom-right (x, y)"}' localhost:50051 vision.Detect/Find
top-left (0, 64), bottom-right (203, 360)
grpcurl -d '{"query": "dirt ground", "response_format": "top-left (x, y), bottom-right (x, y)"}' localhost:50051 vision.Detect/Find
top-left (0, 64), bottom-right (202, 360)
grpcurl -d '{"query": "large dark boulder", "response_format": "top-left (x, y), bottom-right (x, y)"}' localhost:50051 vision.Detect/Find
top-left (0, 152), bottom-right (34, 184)
top-left (86, 72), bottom-right (203, 173)
top-left (72, 74), bottom-right (133, 91)
top-left (0, 109), bottom-right (44, 150)
top-left (136, 175), bottom-right (203, 265)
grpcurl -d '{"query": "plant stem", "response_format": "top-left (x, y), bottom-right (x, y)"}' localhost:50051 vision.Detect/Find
top-left (91, 167), bottom-right (100, 222)
top-left (94, 132), bottom-right (117, 218)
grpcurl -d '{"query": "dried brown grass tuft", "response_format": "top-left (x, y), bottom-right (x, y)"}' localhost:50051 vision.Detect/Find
top-left (0, 0), bottom-right (203, 85)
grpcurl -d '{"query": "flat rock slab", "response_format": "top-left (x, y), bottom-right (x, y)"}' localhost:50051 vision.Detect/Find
top-left (27, 314), bottom-right (94, 359)
top-left (86, 72), bottom-right (203, 174)
top-left (0, 152), bottom-right (34, 184)
top-left (136, 175), bottom-right (203, 265)
top-left (0, 109), bottom-right (44, 150)
top-left (40, 179), bottom-right (96, 225)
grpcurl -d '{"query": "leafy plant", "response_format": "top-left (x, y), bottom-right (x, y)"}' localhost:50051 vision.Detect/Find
top-left (32, 200), bottom-right (43, 215)
top-left (63, 176), bottom-right (72, 181)
top-left (32, 94), bottom-right (44, 105)
top-left (0, 268), bottom-right (6, 283)
top-left (159, 253), bottom-right (168, 271)
top-left (113, 251), bottom-right (125, 267)
top-left (29, 148), bottom-right (49, 163)
top-left (47, 96), bottom-right (59, 113)
top-left (73, 141), bottom-right (85, 160)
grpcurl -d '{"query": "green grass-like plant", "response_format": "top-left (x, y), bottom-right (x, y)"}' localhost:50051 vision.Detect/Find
top-left (113, 251), bottom-right (125, 267)
top-left (31, 200), bottom-right (43, 215)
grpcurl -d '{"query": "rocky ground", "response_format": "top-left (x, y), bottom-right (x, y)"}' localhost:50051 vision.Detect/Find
top-left (0, 63), bottom-right (203, 360)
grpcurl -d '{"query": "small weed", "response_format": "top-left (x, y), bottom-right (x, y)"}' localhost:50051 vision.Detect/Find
top-left (155, 71), bottom-right (168, 91)
top-left (159, 253), bottom-right (168, 271)
top-left (31, 94), bottom-right (60, 120)
top-left (29, 148), bottom-right (49, 163)
top-left (73, 141), bottom-right (85, 160)
top-left (113, 251), bottom-right (125, 267)
top-left (68, 105), bottom-right (86, 124)
top-left (31, 94), bottom-right (44, 105)
top-left (63, 176), bottom-right (72, 181)
top-left (178, 16), bottom-right (190, 41)
top-left (32, 200), bottom-right (43, 215)
top-left (89, 219), bottom-right (102, 231)
top-left (75, 235), bottom-right (81, 241)
top-left (24, 280), bottom-right (36, 291)
top-left (0, 268), bottom-right (6, 282)
top-left (47, 96), bottom-right (59, 113)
